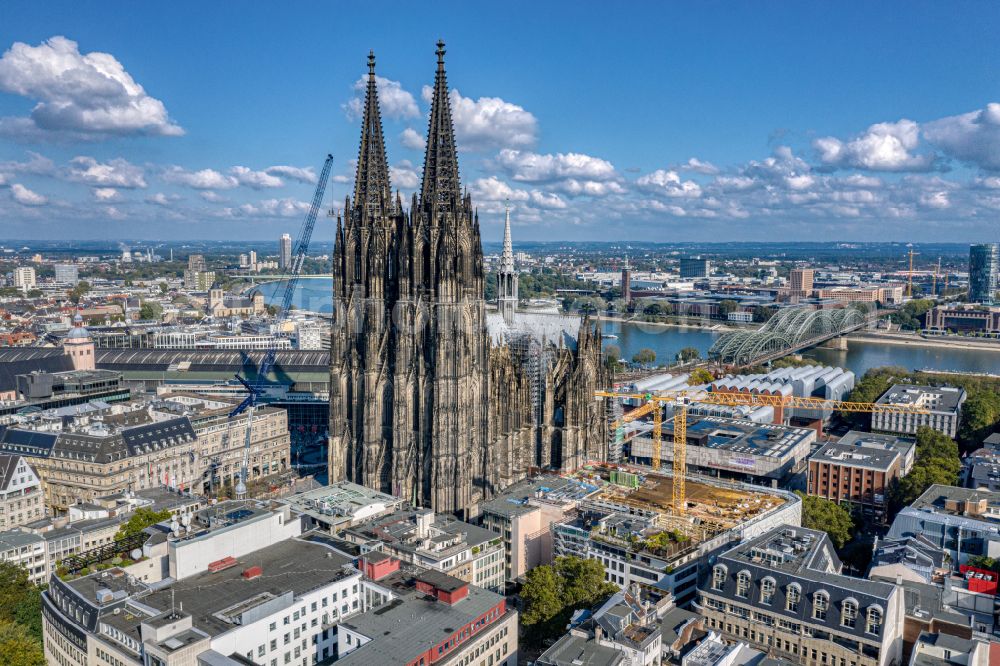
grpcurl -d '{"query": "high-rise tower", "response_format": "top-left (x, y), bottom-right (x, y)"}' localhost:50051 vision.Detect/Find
top-left (969, 243), bottom-right (999, 304)
top-left (498, 203), bottom-right (518, 326)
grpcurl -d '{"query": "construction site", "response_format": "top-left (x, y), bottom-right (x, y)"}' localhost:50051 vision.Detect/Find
top-left (566, 462), bottom-right (799, 549)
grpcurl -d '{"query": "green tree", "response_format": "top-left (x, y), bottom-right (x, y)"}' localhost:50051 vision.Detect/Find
top-left (603, 344), bottom-right (623, 373)
top-left (0, 561), bottom-right (42, 646)
top-left (891, 427), bottom-right (961, 507)
top-left (0, 621), bottom-right (44, 666)
top-left (68, 281), bottom-right (91, 304)
top-left (520, 556), bottom-right (618, 645)
top-left (689, 368), bottom-right (715, 385)
top-left (116, 507), bottom-right (172, 541)
top-left (555, 556), bottom-right (617, 608)
top-left (718, 299), bottom-right (738, 316)
top-left (138, 300), bottom-right (163, 321)
top-left (632, 348), bottom-right (656, 365)
top-left (158, 282), bottom-right (169, 295)
top-left (796, 492), bottom-right (854, 549)
top-left (521, 565), bottom-right (563, 628)
top-left (752, 305), bottom-right (775, 323)
top-left (677, 346), bottom-right (700, 363)
top-left (959, 391), bottom-right (1000, 446)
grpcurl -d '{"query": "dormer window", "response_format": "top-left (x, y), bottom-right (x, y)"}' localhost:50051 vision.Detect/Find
top-left (813, 592), bottom-right (829, 620)
top-left (760, 577), bottom-right (775, 605)
top-left (712, 565), bottom-right (727, 591)
top-left (786, 584), bottom-right (801, 612)
top-left (736, 570), bottom-right (751, 598)
top-left (866, 606), bottom-right (882, 634)
top-left (841, 599), bottom-right (858, 629)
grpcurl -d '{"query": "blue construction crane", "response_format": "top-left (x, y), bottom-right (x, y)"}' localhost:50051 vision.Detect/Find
top-left (228, 153), bottom-right (334, 498)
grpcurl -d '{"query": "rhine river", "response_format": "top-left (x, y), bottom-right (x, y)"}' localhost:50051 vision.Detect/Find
top-left (261, 277), bottom-right (1000, 377)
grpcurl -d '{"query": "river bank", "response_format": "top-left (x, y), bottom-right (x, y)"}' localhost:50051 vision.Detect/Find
top-left (846, 332), bottom-right (1000, 353)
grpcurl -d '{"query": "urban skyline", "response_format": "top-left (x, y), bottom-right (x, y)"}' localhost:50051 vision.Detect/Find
top-left (0, 2), bottom-right (998, 242)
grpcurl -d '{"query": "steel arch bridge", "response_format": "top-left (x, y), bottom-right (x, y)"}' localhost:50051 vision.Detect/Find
top-left (709, 306), bottom-right (867, 366)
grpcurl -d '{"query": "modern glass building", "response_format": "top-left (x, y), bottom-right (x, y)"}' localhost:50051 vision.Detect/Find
top-left (969, 243), bottom-right (999, 304)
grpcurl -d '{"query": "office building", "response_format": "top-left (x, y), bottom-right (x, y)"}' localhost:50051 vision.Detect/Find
top-left (336, 562), bottom-right (517, 666)
top-left (279, 233), bottom-right (292, 269)
top-left (872, 385), bottom-right (966, 438)
top-left (698, 525), bottom-right (904, 666)
top-left (968, 243), bottom-right (998, 304)
top-left (481, 476), bottom-right (596, 582)
top-left (342, 507), bottom-right (506, 591)
top-left (807, 431), bottom-right (915, 521)
top-left (629, 415), bottom-right (816, 484)
top-left (41, 502), bottom-right (370, 666)
top-left (887, 485), bottom-right (1000, 568)
top-left (54, 263), bottom-right (80, 285)
top-left (552, 476), bottom-right (801, 604)
top-left (789, 268), bottom-right (814, 296)
top-left (926, 304), bottom-right (1000, 334)
top-left (13, 266), bottom-right (36, 291)
top-left (0, 393), bottom-right (290, 511)
top-left (680, 255), bottom-right (711, 279)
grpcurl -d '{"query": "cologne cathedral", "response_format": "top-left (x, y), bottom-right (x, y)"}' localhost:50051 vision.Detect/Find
top-left (328, 42), bottom-right (608, 517)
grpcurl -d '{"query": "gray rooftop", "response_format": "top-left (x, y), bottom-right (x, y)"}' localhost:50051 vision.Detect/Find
top-left (537, 633), bottom-right (625, 666)
top-left (336, 582), bottom-right (508, 665)
top-left (876, 384), bottom-right (965, 412)
top-left (809, 439), bottom-right (900, 472)
top-left (139, 538), bottom-right (356, 638)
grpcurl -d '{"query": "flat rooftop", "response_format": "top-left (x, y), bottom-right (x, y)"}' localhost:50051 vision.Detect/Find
top-left (876, 384), bottom-right (965, 412)
top-left (810, 439), bottom-right (900, 472)
top-left (282, 481), bottom-right (402, 519)
top-left (537, 633), bottom-right (624, 666)
top-left (655, 415), bottom-right (813, 459)
top-left (910, 484), bottom-right (1000, 519)
top-left (481, 475), bottom-right (598, 518)
top-left (141, 538), bottom-right (355, 637)
top-left (335, 583), bottom-right (507, 665)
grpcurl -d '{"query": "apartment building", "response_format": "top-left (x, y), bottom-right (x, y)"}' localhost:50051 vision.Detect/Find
top-left (698, 525), bottom-right (904, 666)
top-left (0, 454), bottom-right (45, 529)
top-left (0, 392), bottom-right (289, 511)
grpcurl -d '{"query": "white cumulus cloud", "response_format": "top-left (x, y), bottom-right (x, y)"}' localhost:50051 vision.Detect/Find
top-left (448, 89), bottom-right (537, 152)
top-left (344, 76), bottom-right (419, 120)
top-left (163, 166), bottom-right (238, 190)
top-left (0, 36), bottom-right (183, 139)
top-left (813, 119), bottom-right (936, 171)
top-left (496, 149), bottom-right (617, 183)
top-left (400, 128), bottom-right (426, 151)
top-left (231, 166), bottom-right (283, 190)
top-left (10, 183), bottom-right (46, 205)
top-left (264, 165), bottom-right (317, 184)
top-left (679, 157), bottom-right (719, 175)
top-left (389, 161), bottom-right (419, 189)
top-left (636, 169), bottom-right (702, 198)
top-left (93, 187), bottom-right (120, 201)
top-left (68, 156), bottom-right (146, 188)
top-left (923, 103), bottom-right (1000, 171)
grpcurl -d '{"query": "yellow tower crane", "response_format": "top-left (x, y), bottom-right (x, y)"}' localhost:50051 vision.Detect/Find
top-left (596, 389), bottom-right (930, 516)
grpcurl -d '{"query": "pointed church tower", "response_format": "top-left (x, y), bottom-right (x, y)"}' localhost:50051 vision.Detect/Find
top-left (329, 50), bottom-right (399, 489)
top-left (498, 202), bottom-right (518, 326)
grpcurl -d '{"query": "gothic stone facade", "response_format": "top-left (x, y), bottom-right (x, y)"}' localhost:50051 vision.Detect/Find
top-left (329, 44), bottom-right (607, 517)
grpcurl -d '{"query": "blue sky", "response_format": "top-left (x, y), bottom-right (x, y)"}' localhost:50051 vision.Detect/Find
top-left (0, 1), bottom-right (998, 242)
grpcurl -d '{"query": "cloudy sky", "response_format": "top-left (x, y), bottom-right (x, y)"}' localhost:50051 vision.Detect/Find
top-left (0, 1), bottom-right (998, 242)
